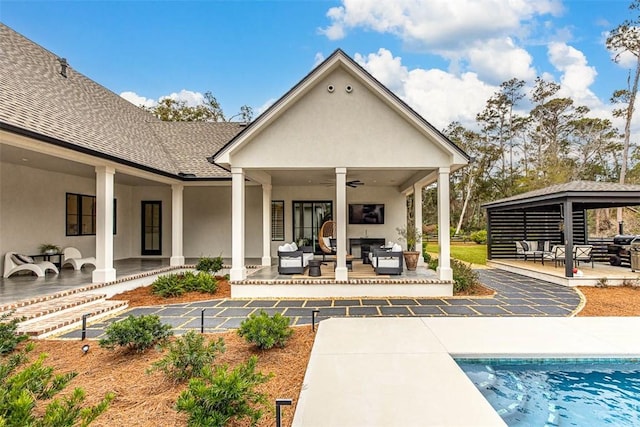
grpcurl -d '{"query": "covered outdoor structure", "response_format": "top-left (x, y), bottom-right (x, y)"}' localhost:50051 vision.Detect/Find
top-left (213, 50), bottom-right (469, 285)
top-left (482, 181), bottom-right (640, 278)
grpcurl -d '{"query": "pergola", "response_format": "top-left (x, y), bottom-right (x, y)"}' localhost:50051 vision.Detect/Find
top-left (482, 181), bottom-right (640, 277)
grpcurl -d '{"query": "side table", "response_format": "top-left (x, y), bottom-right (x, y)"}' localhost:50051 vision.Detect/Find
top-left (308, 259), bottom-right (322, 277)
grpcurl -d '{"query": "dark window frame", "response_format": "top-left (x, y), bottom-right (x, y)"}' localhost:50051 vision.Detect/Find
top-left (65, 192), bottom-right (117, 236)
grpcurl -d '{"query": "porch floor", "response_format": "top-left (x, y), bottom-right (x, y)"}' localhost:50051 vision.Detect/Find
top-left (488, 258), bottom-right (640, 286)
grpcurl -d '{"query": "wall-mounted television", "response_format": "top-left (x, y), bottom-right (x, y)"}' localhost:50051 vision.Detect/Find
top-left (349, 204), bottom-right (385, 224)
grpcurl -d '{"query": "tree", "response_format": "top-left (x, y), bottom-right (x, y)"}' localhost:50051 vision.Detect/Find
top-left (144, 91), bottom-right (253, 122)
top-left (606, 0), bottom-right (640, 222)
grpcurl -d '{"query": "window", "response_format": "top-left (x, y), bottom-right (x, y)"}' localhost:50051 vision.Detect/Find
top-left (66, 193), bottom-right (117, 236)
top-left (271, 200), bottom-right (285, 241)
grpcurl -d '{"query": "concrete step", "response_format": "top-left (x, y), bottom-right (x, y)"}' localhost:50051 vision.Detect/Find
top-left (16, 299), bottom-right (128, 338)
top-left (1, 293), bottom-right (107, 321)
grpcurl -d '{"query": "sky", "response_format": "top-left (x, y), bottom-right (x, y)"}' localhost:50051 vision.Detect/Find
top-left (1, 0), bottom-right (637, 131)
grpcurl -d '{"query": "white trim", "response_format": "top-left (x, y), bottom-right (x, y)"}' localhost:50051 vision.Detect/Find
top-left (170, 184), bottom-right (185, 266)
top-left (93, 166), bottom-right (116, 283)
top-left (437, 168), bottom-right (452, 281)
top-left (262, 184), bottom-right (272, 266)
top-left (335, 167), bottom-right (348, 281)
top-left (230, 168), bottom-right (247, 280)
top-left (414, 182), bottom-right (424, 266)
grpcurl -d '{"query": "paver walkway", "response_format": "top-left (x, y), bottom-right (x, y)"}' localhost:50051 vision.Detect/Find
top-left (57, 269), bottom-right (583, 339)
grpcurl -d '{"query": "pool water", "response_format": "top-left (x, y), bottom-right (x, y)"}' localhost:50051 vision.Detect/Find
top-left (457, 359), bottom-right (640, 426)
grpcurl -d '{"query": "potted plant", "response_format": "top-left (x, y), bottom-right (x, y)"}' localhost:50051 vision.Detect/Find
top-left (39, 243), bottom-right (61, 255)
top-left (396, 226), bottom-right (423, 271)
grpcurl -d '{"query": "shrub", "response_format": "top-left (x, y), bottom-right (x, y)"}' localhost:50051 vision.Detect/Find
top-left (99, 315), bottom-right (173, 353)
top-left (196, 256), bottom-right (224, 275)
top-left (0, 347), bottom-right (114, 427)
top-left (176, 355), bottom-right (271, 427)
top-left (152, 273), bottom-right (185, 297)
top-left (183, 271), bottom-right (218, 294)
top-left (152, 271), bottom-right (218, 297)
top-left (451, 258), bottom-right (480, 293)
top-left (0, 311), bottom-right (28, 355)
top-left (470, 230), bottom-right (487, 244)
top-left (149, 331), bottom-right (226, 383)
top-left (427, 257), bottom-right (439, 271)
top-left (237, 310), bottom-right (293, 350)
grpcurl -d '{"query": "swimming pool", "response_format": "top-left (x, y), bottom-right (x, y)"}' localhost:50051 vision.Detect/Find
top-left (457, 359), bottom-right (640, 426)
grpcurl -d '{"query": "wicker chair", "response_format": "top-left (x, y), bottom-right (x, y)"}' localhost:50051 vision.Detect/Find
top-left (318, 220), bottom-right (336, 262)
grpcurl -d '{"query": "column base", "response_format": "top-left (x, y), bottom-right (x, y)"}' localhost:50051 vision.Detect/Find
top-left (261, 256), bottom-right (271, 267)
top-left (437, 266), bottom-right (453, 281)
top-left (92, 268), bottom-right (116, 284)
top-left (335, 266), bottom-right (349, 281)
top-left (170, 256), bottom-right (185, 267)
top-left (230, 267), bottom-right (247, 281)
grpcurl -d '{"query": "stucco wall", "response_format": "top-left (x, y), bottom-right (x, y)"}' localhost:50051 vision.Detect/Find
top-left (231, 67), bottom-right (451, 169)
top-left (271, 185), bottom-right (406, 256)
top-left (0, 162), bottom-right (133, 259)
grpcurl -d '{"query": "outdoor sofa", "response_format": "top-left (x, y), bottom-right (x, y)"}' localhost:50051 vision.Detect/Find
top-left (369, 243), bottom-right (404, 275)
top-left (277, 242), bottom-right (314, 274)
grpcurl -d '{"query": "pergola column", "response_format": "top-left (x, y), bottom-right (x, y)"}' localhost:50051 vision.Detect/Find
top-left (437, 167), bottom-right (453, 281)
top-left (92, 166), bottom-right (116, 283)
top-left (262, 183), bottom-right (272, 266)
top-left (335, 167), bottom-right (348, 281)
top-left (230, 167), bottom-right (247, 281)
top-left (170, 184), bottom-right (185, 266)
top-left (414, 182), bottom-right (424, 266)
top-left (563, 200), bottom-right (574, 278)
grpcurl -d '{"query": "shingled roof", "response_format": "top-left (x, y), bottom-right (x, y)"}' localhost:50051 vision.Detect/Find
top-left (0, 24), bottom-right (240, 179)
top-left (482, 180), bottom-right (640, 210)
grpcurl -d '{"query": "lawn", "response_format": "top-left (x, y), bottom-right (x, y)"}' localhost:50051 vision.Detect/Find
top-left (425, 242), bottom-right (487, 265)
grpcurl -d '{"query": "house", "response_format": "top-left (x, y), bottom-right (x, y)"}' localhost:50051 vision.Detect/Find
top-left (0, 23), bottom-right (469, 287)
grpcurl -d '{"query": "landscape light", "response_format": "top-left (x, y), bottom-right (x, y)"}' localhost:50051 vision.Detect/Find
top-left (81, 344), bottom-right (90, 355)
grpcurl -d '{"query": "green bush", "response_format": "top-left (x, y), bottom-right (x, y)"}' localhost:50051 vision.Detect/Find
top-left (0, 347), bottom-right (114, 427)
top-left (424, 258), bottom-right (480, 293)
top-left (237, 310), bottom-right (293, 350)
top-left (196, 256), bottom-right (224, 275)
top-left (99, 315), bottom-right (173, 353)
top-left (152, 271), bottom-right (218, 297)
top-left (176, 355), bottom-right (271, 427)
top-left (451, 258), bottom-right (480, 293)
top-left (183, 271), bottom-right (218, 294)
top-left (151, 273), bottom-right (185, 297)
top-left (0, 311), bottom-right (28, 355)
top-left (470, 230), bottom-right (487, 244)
top-left (149, 331), bottom-right (226, 383)
top-left (427, 257), bottom-right (439, 271)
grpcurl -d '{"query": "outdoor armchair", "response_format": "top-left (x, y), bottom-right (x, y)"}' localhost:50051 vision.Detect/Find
top-left (3, 252), bottom-right (59, 278)
top-left (62, 247), bottom-right (96, 271)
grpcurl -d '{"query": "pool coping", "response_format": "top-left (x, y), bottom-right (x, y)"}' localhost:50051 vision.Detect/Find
top-left (293, 317), bottom-right (640, 427)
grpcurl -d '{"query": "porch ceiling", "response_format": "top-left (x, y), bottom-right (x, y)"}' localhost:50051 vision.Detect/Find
top-left (0, 143), bottom-right (167, 186)
top-left (263, 168), bottom-right (432, 188)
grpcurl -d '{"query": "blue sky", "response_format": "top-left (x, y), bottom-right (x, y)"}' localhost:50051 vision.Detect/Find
top-left (1, 0), bottom-right (636, 130)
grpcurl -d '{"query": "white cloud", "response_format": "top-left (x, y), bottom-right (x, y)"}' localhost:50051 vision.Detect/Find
top-left (355, 48), bottom-right (496, 129)
top-left (257, 98), bottom-right (277, 115)
top-left (120, 91), bottom-right (156, 107)
top-left (162, 89), bottom-right (205, 107)
top-left (463, 38), bottom-right (536, 84)
top-left (313, 52), bottom-right (325, 67)
top-left (547, 42), bottom-right (599, 107)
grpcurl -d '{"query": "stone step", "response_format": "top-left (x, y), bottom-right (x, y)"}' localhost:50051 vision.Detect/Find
top-left (1, 293), bottom-right (107, 321)
top-left (16, 299), bottom-right (128, 338)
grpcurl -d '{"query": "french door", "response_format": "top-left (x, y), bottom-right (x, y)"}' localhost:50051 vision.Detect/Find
top-left (292, 201), bottom-right (333, 254)
top-left (141, 201), bottom-right (162, 255)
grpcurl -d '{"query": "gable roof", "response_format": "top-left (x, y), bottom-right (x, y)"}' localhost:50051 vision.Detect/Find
top-left (0, 24), bottom-right (238, 180)
top-left (212, 49), bottom-right (469, 167)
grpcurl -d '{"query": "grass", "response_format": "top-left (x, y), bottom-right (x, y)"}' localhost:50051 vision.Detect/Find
top-left (425, 242), bottom-right (487, 265)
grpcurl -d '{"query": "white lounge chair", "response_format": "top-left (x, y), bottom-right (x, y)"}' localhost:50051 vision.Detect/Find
top-left (3, 252), bottom-right (59, 278)
top-left (62, 247), bottom-right (96, 270)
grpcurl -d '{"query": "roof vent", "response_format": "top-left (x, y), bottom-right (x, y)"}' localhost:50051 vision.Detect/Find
top-left (58, 57), bottom-right (68, 78)
top-left (178, 172), bottom-right (196, 178)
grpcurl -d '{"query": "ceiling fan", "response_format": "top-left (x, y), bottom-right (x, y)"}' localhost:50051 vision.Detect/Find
top-left (346, 179), bottom-right (365, 188)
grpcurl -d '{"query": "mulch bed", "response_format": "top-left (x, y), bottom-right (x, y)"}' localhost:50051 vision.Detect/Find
top-left (18, 276), bottom-right (639, 426)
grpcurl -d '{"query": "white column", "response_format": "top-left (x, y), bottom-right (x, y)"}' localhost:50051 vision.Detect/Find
top-left (230, 168), bottom-right (247, 281)
top-left (414, 182), bottom-right (424, 266)
top-left (262, 184), bottom-right (272, 266)
top-left (437, 167), bottom-right (453, 281)
top-left (335, 167), bottom-right (348, 281)
top-left (92, 166), bottom-right (116, 283)
top-left (170, 184), bottom-right (185, 266)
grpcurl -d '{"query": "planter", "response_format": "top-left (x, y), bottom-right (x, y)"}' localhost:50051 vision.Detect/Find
top-left (403, 251), bottom-right (420, 271)
top-left (44, 249), bottom-right (56, 255)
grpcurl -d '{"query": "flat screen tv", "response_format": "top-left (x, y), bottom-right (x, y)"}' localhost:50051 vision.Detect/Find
top-left (349, 204), bottom-right (385, 224)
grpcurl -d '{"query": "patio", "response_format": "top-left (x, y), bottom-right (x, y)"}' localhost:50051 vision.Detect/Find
top-left (487, 258), bottom-right (640, 286)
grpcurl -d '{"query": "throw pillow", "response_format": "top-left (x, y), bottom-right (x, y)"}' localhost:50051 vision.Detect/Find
top-left (322, 237), bottom-right (331, 249)
top-left (521, 241), bottom-right (529, 251)
top-left (13, 253), bottom-right (34, 264)
top-left (291, 242), bottom-right (298, 251)
top-left (392, 243), bottom-right (403, 252)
